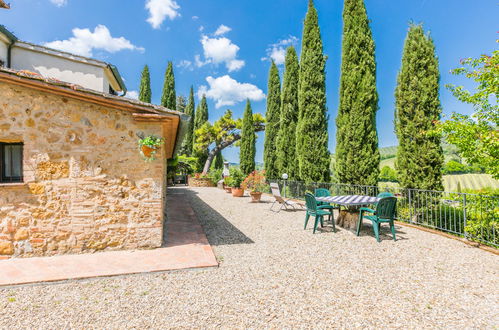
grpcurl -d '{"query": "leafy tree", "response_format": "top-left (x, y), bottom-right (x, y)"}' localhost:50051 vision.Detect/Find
top-left (161, 61), bottom-right (176, 109)
top-left (263, 61), bottom-right (281, 179)
top-left (276, 46), bottom-right (300, 181)
top-left (195, 110), bottom-right (265, 173)
top-left (335, 0), bottom-right (380, 186)
top-left (240, 99), bottom-right (256, 175)
top-left (395, 24), bottom-right (444, 190)
top-left (442, 160), bottom-right (467, 174)
top-left (379, 166), bottom-right (398, 182)
top-left (438, 41), bottom-right (499, 179)
top-left (180, 86), bottom-right (195, 156)
top-left (176, 95), bottom-right (186, 113)
top-left (138, 65), bottom-right (151, 103)
top-left (296, 0), bottom-right (330, 183)
top-left (193, 94), bottom-right (209, 172)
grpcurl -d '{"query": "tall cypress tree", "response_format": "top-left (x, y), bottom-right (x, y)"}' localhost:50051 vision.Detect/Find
top-left (213, 151), bottom-right (224, 170)
top-left (296, 0), bottom-right (330, 183)
top-left (240, 99), bottom-right (256, 175)
top-left (395, 24), bottom-right (443, 190)
top-left (138, 65), bottom-right (151, 103)
top-left (181, 86), bottom-right (195, 156)
top-left (263, 61), bottom-right (281, 179)
top-left (161, 61), bottom-right (176, 109)
top-left (193, 94), bottom-right (209, 172)
top-left (176, 95), bottom-right (186, 113)
top-left (276, 46), bottom-right (300, 180)
top-left (335, 0), bottom-right (380, 186)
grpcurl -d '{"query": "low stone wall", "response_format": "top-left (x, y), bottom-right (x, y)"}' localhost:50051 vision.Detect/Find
top-left (189, 177), bottom-right (215, 187)
top-left (0, 82), bottom-right (166, 258)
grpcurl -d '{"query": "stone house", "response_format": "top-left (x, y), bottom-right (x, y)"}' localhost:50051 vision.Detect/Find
top-left (0, 67), bottom-right (187, 258)
top-left (0, 25), bottom-right (126, 95)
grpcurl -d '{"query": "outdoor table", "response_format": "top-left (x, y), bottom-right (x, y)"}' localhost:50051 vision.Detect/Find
top-left (316, 195), bottom-right (380, 230)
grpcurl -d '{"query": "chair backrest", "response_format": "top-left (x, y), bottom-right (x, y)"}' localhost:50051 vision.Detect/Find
top-left (305, 193), bottom-right (317, 212)
top-left (270, 182), bottom-right (286, 203)
top-left (377, 192), bottom-right (394, 199)
top-left (376, 197), bottom-right (397, 219)
top-left (315, 188), bottom-right (331, 198)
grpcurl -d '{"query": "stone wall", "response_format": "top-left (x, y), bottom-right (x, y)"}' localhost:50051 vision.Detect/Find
top-left (0, 82), bottom-right (167, 258)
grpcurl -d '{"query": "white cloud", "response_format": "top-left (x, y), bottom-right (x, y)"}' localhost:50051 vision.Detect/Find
top-left (126, 91), bottom-right (139, 100)
top-left (44, 25), bottom-right (144, 58)
top-left (198, 75), bottom-right (265, 108)
top-left (145, 0), bottom-right (180, 29)
top-left (199, 35), bottom-right (245, 72)
top-left (214, 24), bottom-right (231, 36)
top-left (192, 16), bottom-right (199, 20)
top-left (262, 36), bottom-right (299, 65)
top-left (50, 0), bottom-right (67, 7)
top-left (177, 60), bottom-right (194, 71)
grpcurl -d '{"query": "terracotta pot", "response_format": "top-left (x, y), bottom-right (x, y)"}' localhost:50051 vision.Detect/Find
top-left (141, 145), bottom-right (157, 158)
top-left (231, 187), bottom-right (244, 197)
top-left (250, 191), bottom-right (262, 202)
top-left (224, 186), bottom-right (232, 193)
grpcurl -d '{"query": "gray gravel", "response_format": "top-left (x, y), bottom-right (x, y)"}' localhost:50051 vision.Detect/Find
top-left (1, 187), bottom-right (498, 329)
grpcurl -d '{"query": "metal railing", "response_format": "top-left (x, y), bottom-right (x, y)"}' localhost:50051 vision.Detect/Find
top-left (270, 180), bottom-right (498, 248)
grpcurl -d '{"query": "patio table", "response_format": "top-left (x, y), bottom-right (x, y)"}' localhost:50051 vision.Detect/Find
top-left (316, 195), bottom-right (380, 230)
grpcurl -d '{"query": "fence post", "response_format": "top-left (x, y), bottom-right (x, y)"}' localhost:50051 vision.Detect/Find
top-left (408, 189), bottom-right (413, 224)
top-left (463, 194), bottom-right (468, 240)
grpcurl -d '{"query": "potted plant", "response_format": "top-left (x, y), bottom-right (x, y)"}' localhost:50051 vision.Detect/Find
top-left (226, 168), bottom-right (245, 197)
top-left (242, 170), bottom-right (267, 202)
top-left (138, 135), bottom-right (164, 161)
top-left (223, 176), bottom-right (232, 193)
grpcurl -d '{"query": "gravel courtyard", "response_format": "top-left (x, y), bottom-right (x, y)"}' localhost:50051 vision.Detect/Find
top-left (1, 187), bottom-right (498, 328)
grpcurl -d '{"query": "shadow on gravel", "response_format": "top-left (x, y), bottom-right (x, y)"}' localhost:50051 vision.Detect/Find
top-left (180, 188), bottom-right (254, 246)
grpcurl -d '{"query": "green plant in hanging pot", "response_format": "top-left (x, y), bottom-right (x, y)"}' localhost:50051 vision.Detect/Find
top-left (138, 135), bottom-right (164, 161)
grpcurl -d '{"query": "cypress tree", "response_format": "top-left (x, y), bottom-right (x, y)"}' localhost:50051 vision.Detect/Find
top-left (161, 61), bottom-right (176, 109)
top-left (213, 151), bottom-right (224, 170)
top-left (335, 0), bottom-right (380, 186)
top-left (263, 61), bottom-right (281, 179)
top-left (181, 86), bottom-right (195, 156)
top-left (240, 99), bottom-right (256, 175)
top-left (276, 46), bottom-right (300, 180)
top-left (395, 24), bottom-right (443, 190)
top-left (176, 95), bottom-right (186, 113)
top-left (193, 94), bottom-right (209, 172)
top-left (296, 0), bottom-right (330, 183)
top-left (138, 65), bottom-right (151, 103)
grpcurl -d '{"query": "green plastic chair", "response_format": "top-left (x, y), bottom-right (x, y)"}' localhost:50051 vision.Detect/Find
top-left (314, 188), bottom-right (340, 212)
top-left (377, 192), bottom-right (394, 199)
top-left (304, 193), bottom-right (334, 234)
top-left (356, 197), bottom-right (397, 242)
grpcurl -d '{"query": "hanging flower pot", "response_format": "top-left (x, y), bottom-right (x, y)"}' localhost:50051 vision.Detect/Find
top-left (138, 135), bottom-right (164, 161)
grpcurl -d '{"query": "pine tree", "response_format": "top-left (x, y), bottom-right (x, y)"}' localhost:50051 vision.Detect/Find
top-left (138, 65), bottom-right (151, 103)
top-left (276, 46), bottom-right (300, 180)
top-left (296, 0), bottom-right (330, 183)
top-left (161, 61), bottom-right (176, 109)
top-left (395, 24), bottom-right (444, 190)
top-left (181, 86), bottom-right (195, 156)
top-left (240, 99), bottom-right (256, 175)
top-left (176, 95), bottom-right (186, 113)
top-left (263, 61), bottom-right (281, 179)
top-left (335, 0), bottom-right (380, 186)
top-left (193, 94), bottom-right (209, 172)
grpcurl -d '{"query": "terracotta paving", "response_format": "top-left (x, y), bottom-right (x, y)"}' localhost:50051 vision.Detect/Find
top-left (0, 188), bottom-right (217, 286)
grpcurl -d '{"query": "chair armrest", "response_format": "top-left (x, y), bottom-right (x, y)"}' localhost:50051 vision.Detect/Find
top-left (359, 207), bottom-right (375, 213)
top-left (317, 205), bottom-right (333, 209)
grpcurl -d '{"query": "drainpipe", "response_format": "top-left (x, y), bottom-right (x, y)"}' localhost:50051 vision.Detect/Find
top-left (7, 40), bottom-right (14, 68)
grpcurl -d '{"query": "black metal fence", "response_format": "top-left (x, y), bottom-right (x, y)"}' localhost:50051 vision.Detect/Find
top-left (271, 180), bottom-right (498, 248)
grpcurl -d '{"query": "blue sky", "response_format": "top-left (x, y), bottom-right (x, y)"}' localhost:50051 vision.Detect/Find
top-left (1, 0), bottom-right (498, 163)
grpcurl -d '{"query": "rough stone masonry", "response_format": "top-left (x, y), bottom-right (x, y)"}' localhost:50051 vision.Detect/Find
top-left (0, 81), bottom-right (168, 258)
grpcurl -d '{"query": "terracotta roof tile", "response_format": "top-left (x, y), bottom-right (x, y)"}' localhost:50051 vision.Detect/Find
top-left (0, 0), bottom-right (10, 9)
